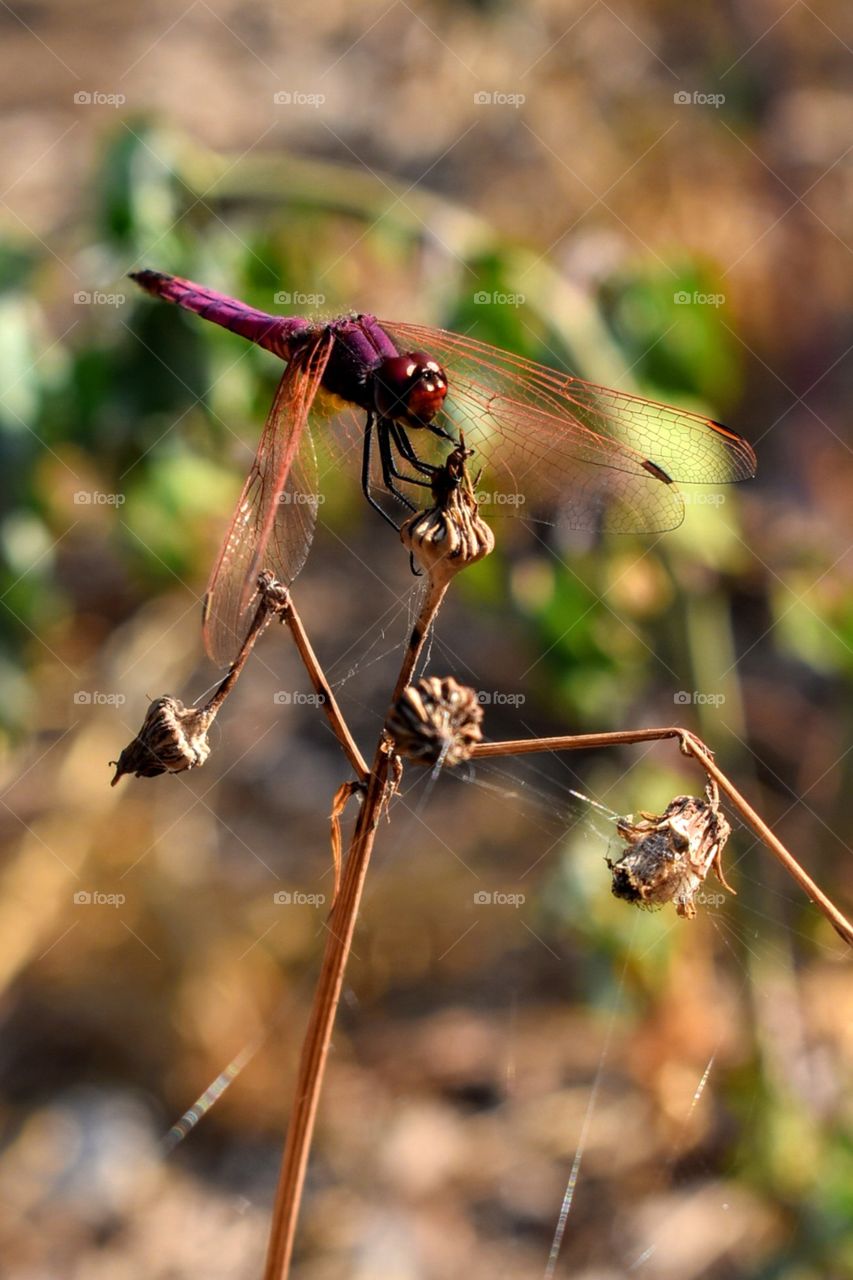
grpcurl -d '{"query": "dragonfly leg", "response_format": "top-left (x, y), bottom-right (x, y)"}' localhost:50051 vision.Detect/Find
top-left (389, 423), bottom-right (436, 479)
top-left (361, 414), bottom-right (403, 532)
top-left (376, 421), bottom-right (419, 511)
top-left (428, 423), bottom-right (460, 446)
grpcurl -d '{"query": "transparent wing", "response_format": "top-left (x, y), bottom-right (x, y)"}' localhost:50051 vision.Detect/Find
top-left (381, 322), bottom-right (756, 533)
top-left (203, 331), bottom-right (333, 666)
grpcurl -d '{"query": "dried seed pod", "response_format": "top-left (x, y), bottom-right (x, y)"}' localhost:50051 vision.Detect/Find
top-left (607, 786), bottom-right (733, 918)
top-left (110, 570), bottom-right (292, 787)
top-left (386, 676), bottom-right (483, 768)
top-left (400, 441), bottom-right (494, 585)
top-left (110, 696), bottom-right (214, 785)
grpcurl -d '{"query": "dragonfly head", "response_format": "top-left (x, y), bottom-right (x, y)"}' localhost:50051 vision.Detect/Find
top-left (374, 351), bottom-right (448, 428)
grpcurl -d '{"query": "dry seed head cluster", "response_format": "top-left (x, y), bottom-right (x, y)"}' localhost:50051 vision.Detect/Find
top-left (608, 790), bottom-right (732, 918)
top-left (386, 676), bottom-right (483, 768)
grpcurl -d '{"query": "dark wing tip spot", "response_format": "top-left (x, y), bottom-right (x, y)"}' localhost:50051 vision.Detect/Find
top-left (707, 419), bottom-right (758, 479)
top-left (642, 459), bottom-right (674, 485)
top-left (707, 417), bottom-right (739, 440)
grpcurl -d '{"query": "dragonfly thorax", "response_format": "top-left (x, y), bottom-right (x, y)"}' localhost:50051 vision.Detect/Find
top-left (374, 351), bottom-right (448, 428)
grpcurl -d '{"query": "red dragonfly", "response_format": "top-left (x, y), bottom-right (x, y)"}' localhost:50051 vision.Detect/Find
top-left (130, 270), bottom-right (756, 667)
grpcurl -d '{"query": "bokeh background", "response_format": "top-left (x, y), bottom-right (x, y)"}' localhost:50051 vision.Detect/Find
top-left (1, 2), bottom-right (851, 1276)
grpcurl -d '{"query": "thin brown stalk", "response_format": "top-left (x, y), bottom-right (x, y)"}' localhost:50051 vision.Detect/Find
top-left (206, 576), bottom-right (368, 779)
top-left (472, 727), bottom-right (853, 947)
top-left (472, 727), bottom-right (692, 759)
top-left (262, 576), bottom-right (447, 1280)
top-left (278, 591), bottom-right (369, 781)
top-left (204, 586), bottom-right (283, 715)
top-left (680, 735), bottom-right (853, 948)
top-left (391, 580), bottom-right (448, 701)
top-left (329, 780), bottom-right (362, 903)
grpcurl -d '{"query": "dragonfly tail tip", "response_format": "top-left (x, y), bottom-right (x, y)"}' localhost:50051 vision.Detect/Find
top-left (128, 268), bottom-right (174, 296)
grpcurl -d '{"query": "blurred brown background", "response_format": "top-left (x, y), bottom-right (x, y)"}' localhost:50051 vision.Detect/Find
top-left (0, 1), bottom-right (851, 1276)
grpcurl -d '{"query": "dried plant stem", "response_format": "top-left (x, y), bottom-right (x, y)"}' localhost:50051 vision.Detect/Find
top-left (263, 577), bottom-right (447, 1280)
top-left (680, 736), bottom-right (853, 948)
top-left (473, 727), bottom-right (853, 947)
top-left (279, 592), bottom-right (369, 781)
top-left (205, 588), bottom-right (282, 715)
top-left (472, 726), bottom-right (692, 759)
top-left (262, 738), bottom-right (393, 1280)
top-left (392, 579), bottom-right (448, 701)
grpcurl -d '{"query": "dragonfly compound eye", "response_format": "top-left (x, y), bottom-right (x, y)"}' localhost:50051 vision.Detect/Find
top-left (375, 351), bottom-right (448, 427)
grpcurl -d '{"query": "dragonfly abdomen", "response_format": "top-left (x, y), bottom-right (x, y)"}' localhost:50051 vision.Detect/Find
top-left (129, 270), bottom-right (308, 360)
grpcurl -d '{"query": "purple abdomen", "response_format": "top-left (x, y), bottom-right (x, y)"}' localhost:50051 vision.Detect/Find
top-left (129, 270), bottom-right (309, 359)
top-left (130, 270), bottom-right (404, 411)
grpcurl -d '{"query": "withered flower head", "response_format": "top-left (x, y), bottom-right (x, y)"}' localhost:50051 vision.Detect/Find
top-left (607, 787), bottom-right (733, 918)
top-left (386, 676), bottom-right (483, 768)
top-left (110, 696), bottom-right (214, 785)
top-left (400, 440), bottom-right (494, 585)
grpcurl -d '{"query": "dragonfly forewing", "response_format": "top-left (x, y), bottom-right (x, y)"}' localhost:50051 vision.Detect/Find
top-left (203, 331), bottom-right (333, 667)
top-left (382, 321), bottom-right (755, 533)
